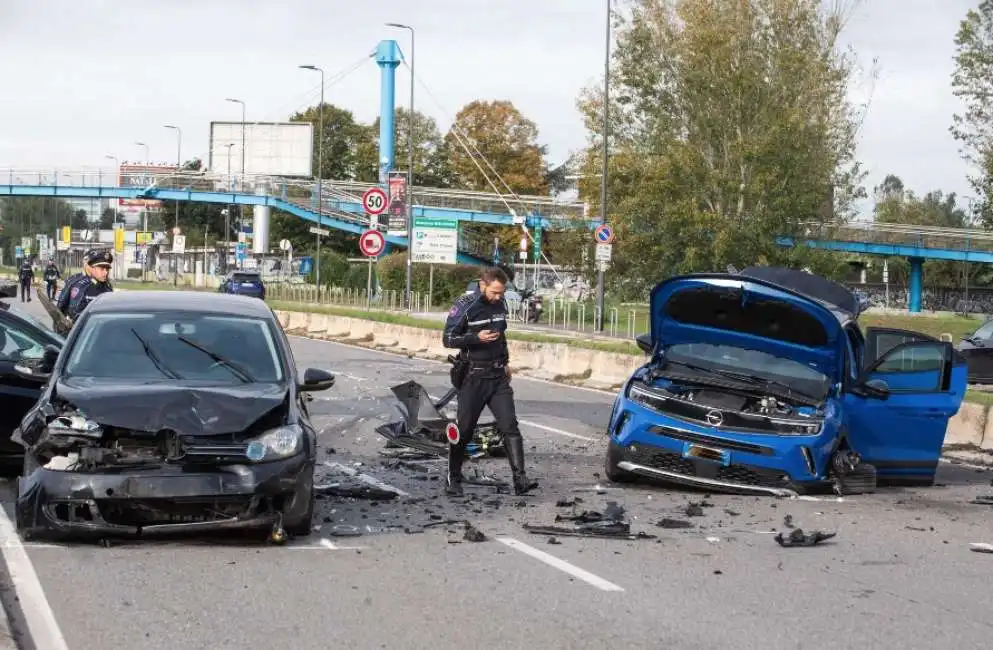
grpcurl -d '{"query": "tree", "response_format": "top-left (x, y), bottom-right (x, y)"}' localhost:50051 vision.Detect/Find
top-left (290, 103), bottom-right (372, 181)
top-left (951, 1), bottom-right (993, 226)
top-left (98, 208), bottom-right (117, 229)
top-left (359, 108), bottom-right (453, 187)
top-left (444, 100), bottom-right (549, 195)
top-left (574, 0), bottom-right (870, 296)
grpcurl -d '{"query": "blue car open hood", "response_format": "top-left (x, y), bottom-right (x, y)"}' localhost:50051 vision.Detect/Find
top-left (649, 273), bottom-right (847, 380)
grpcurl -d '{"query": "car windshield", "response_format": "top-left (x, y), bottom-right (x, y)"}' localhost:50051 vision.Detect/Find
top-left (63, 311), bottom-right (284, 383)
top-left (664, 343), bottom-right (830, 400)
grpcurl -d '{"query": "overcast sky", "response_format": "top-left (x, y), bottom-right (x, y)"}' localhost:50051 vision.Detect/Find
top-left (0, 0), bottom-right (979, 215)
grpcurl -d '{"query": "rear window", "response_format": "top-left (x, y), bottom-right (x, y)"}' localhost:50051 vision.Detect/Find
top-left (663, 286), bottom-right (829, 347)
top-left (231, 273), bottom-right (261, 283)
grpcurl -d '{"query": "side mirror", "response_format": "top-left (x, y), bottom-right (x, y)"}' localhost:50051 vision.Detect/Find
top-left (14, 344), bottom-right (59, 383)
top-left (855, 377), bottom-right (889, 400)
top-left (299, 367), bottom-right (335, 392)
top-left (635, 333), bottom-right (653, 355)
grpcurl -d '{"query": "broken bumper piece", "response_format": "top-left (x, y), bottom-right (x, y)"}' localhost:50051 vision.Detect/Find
top-left (15, 454), bottom-right (312, 540)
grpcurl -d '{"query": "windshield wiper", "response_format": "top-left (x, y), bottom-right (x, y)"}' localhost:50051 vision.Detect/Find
top-left (664, 359), bottom-right (817, 402)
top-left (131, 329), bottom-right (183, 379)
top-left (176, 336), bottom-right (255, 383)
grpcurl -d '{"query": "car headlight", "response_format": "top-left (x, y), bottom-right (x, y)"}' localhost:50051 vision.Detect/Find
top-left (245, 424), bottom-right (303, 462)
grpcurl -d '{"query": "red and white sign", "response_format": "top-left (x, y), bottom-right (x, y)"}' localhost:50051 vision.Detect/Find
top-left (445, 423), bottom-right (460, 445)
top-left (359, 229), bottom-right (386, 257)
top-left (362, 187), bottom-right (388, 215)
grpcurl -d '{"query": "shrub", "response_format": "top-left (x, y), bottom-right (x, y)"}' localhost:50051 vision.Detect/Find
top-left (375, 252), bottom-right (480, 306)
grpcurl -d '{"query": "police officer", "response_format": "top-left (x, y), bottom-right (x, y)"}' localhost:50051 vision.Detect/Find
top-left (58, 248), bottom-right (113, 322)
top-left (43, 261), bottom-right (61, 300)
top-left (442, 266), bottom-right (537, 497)
top-left (17, 259), bottom-right (34, 303)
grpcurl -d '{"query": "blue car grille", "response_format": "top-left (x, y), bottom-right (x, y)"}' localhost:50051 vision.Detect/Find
top-left (626, 447), bottom-right (791, 489)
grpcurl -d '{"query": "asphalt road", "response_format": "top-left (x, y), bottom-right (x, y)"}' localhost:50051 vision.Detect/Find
top-left (3, 294), bottom-right (993, 649)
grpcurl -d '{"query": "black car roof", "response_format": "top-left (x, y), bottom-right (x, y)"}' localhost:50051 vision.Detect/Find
top-left (87, 291), bottom-right (274, 318)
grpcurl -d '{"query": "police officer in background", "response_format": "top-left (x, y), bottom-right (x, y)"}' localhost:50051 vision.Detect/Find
top-left (57, 248), bottom-right (113, 322)
top-left (442, 266), bottom-right (537, 497)
top-left (17, 259), bottom-right (34, 303)
top-left (43, 260), bottom-right (61, 300)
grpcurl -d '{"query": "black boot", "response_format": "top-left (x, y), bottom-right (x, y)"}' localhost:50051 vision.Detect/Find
top-left (446, 444), bottom-right (464, 497)
top-left (506, 436), bottom-right (538, 496)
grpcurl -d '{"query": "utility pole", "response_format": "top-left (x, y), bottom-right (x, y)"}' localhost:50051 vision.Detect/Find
top-left (300, 65), bottom-right (325, 290)
top-left (387, 22), bottom-right (416, 310)
top-left (164, 125), bottom-right (182, 286)
top-left (595, 0), bottom-right (610, 331)
top-left (226, 98), bottom-right (247, 269)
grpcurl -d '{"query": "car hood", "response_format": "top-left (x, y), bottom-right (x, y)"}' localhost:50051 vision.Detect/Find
top-left (649, 274), bottom-right (846, 379)
top-left (54, 377), bottom-right (288, 435)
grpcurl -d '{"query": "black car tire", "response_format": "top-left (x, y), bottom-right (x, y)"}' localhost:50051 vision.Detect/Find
top-left (285, 479), bottom-right (315, 537)
top-left (604, 440), bottom-right (636, 483)
top-left (833, 461), bottom-right (877, 496)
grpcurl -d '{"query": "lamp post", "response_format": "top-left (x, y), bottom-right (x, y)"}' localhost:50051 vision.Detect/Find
top-left (104, 154), bottom-right (121, 279)
top-left (134, 142), bottom-right (149, 233)
top-left (387, 22), bottom-right (416, 310)
top-left (595, 0), bottom-right (610, 332)
top-left (226, 98), bottom-right (246, 268)
top-left (300, 65), bottom-right (325, 290)
top-left (224, 143), bottom-right (234, 271)
top-left (164, 125), bottom-right (182, 286)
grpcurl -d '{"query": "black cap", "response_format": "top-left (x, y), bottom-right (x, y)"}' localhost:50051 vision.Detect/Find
top-left (84, 248), bottom-right (113, 267)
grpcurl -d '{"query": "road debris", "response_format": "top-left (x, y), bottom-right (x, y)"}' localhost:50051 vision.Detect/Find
top-left (657, 518), bottom-right (694, 529)
top-left (526, 500), bottom-right (656, 540)
top-left (463, 522), bottom-right (487, 542)
top-left (314, 483), bottom-right (400, 501)
top-left (783, 514), bottom-right (794, 528)
top-left (969, 543), bottom-right (993, 553)
top-left (774, 529), bottom-right (836, 547)
top-left (969, 495), bottom-right (993, 506)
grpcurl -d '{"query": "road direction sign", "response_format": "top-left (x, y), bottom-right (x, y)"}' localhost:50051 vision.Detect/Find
top-left (411, 218), bottom-right (459, 264)
top-left (362, 187), bottom-right (388, 216)
top-left (359, 229), bottom-right (386, 257)
top-left (309, 226), bottom-right (330, 237)
top-left (594, 224), bottom-right (614, 244)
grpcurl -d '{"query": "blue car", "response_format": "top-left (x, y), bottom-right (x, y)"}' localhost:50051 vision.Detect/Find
top-left (219, 270), bottom-right (266, 299)
top-left (605, 266), bottom-right (967, 496)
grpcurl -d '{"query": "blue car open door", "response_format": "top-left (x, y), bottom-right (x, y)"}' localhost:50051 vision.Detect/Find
top-left (844, 328), bottom-right (967, 485)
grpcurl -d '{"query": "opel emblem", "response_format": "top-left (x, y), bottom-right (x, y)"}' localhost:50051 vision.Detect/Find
top-left (705, 410), bottom-right (724, 427)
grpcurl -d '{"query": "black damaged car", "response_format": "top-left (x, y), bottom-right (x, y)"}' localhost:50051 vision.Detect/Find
top-left (10, 291), bottom-right (336, 542)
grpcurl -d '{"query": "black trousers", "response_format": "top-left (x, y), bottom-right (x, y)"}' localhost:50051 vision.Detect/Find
top-left (455, 369), bottom-right (522, 448)
top-left (19, 280), bottom-right (30, 301)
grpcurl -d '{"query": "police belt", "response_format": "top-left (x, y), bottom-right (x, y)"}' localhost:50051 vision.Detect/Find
top-left (468, 360), bottom-right (507, 371)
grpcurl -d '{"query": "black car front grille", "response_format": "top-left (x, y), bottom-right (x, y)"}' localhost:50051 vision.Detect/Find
top-left (625, 447), bottom-right (791, 489)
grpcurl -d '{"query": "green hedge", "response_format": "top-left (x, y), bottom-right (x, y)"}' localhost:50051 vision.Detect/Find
top-left (376, 252), bottom-right (480, 306)
top-left (307, 251), bottom-right (367, 290)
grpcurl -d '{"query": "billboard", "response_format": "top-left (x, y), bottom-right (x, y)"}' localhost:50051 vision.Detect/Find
top-left (118, 164), bottom-right (175, 212)
top-left (208, 121), bottom-right (313, 177)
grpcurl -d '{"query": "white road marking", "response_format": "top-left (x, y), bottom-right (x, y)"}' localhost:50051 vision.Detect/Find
top-left (322, 461), bottom-right (410, 496)
top-left (427, 392), bottom-right (599, 443)
top-left (496, 537), bottom-right (624, 592)
top-left (0, 507), bottom-right (69, 650)
top-left (520, 420), bottom-right (597, 442)
top-left (317, 538), bottom-right (366, 551)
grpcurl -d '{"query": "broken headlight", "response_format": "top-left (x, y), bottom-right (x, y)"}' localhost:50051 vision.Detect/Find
top-left (245, 424), bottom-right (303, 462)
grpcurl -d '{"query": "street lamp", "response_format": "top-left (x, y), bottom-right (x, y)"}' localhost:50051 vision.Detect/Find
top-left (224, 143), bottom-right (235, 271)
top-left (226, 98), bottom-right (247, 269)
top-left (134, 142), bottom-right (150, 234)
top-left (387, 22), bottom-right (416, 310)
top-left (164, 124), bottom-right (182, 286)
top-left (300, 65), bottom-right (325, 290)
top-left (595, 0), bottom-right (610, 332)
top-left (104, 155), bottom-right (120, 229)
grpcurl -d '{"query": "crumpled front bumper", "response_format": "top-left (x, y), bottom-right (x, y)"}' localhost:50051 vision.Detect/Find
top-left (15, 454), bottom-right (312, 540)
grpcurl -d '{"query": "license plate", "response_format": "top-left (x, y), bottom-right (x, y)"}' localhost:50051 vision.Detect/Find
top-left (123, 475), bottom-right (248, 498)
top-left (683, 444), bottom-right (729, 465)
top-left (240, 282), bottom-right (255, 288)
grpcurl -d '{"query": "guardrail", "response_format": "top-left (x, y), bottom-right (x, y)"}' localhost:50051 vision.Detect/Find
top-left (796, 221), bottom-right (993, 253)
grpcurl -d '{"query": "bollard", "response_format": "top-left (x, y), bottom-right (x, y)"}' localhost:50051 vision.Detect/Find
top-left (628, 310), bottom-right (636, 338)
top-left (564, 302), bottom-right (572, 330)
top-left (610, 308), bottom-right (619, 337)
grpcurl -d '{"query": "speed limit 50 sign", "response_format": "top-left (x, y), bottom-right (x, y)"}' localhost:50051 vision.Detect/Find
top-left (362, 187), bottom-right (388, 215)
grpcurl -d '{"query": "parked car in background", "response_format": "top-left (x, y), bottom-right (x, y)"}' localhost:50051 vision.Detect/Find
top-left (219, 270), bottom-right (266, 299)
top-left (954, 318), bottom-right (993, 384)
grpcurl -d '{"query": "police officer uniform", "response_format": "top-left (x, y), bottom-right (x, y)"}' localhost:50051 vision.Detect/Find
top-left (60, 249), bottom-right (114, 322)
top-left (17, 261), bottom-right (34, 302)
top-left (442, 279), bottom-right (537, 497)
top-left (43, 262), bottom-right (61, 300)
